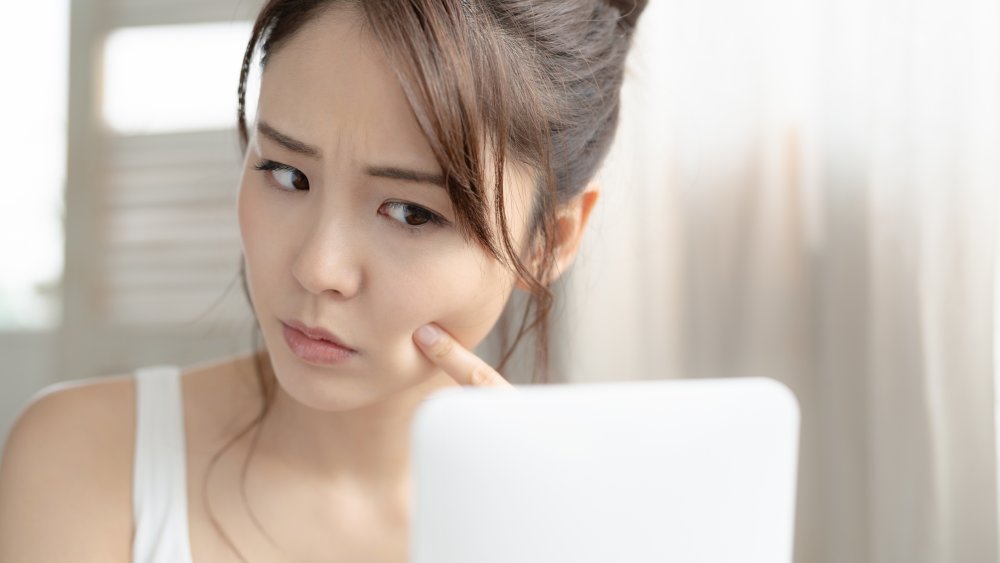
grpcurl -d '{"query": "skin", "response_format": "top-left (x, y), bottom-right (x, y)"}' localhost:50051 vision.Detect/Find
top-left (0, 3), bottom-right (598, 562)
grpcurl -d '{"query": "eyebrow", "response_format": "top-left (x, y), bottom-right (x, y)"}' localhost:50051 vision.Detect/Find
top-left (258, 120), bottom-right (321, 158)
top-left (257, 120), bottom-right (446, 189)
top-left (366, 165), bottom-right (446, 188)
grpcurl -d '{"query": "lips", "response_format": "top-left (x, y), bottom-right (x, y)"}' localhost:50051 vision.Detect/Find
top-left (282, 319), bottom-right (356, 352)
top-left (281, 320), bottom-right (358, 365)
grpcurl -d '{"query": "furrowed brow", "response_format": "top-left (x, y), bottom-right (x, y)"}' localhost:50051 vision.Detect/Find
top-left (257, 121), bottom-right (321, 158)
top-left (366, 165), bottom-right (446, 189)
top-left (257, 121), bottom-right (445, 188)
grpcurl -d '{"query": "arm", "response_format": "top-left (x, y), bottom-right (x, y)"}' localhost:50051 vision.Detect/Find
top-left (0, 379), bottom-right (134, 563)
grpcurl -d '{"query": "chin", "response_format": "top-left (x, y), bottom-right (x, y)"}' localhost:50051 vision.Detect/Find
top-left (271, 355), bottom-right (441, 413)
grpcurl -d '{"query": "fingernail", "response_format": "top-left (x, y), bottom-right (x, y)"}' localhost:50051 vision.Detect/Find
top-left (415, 324), bottom-right (441, 347)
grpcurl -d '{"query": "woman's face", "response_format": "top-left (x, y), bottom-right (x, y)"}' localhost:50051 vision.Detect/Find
top-left (238, 5), bottom-right (535, 411)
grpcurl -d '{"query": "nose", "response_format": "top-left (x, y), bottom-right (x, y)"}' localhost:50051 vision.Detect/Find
top-left (290, 213), bottom-right (364, 299)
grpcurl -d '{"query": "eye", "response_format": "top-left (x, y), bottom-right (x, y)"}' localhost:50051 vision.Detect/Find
top-left (378, 201), bottom-right (449, 231)
top-left (253, 159), bottom-right (309, 191)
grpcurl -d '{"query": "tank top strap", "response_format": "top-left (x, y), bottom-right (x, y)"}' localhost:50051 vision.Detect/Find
top-left (132, 364), bottom-right (194, 563)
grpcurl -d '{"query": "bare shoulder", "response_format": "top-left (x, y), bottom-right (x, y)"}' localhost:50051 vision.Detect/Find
top-left (0, 353), bottom-right (264, 563)
top-left (0, 373), bottom-right (137, 563)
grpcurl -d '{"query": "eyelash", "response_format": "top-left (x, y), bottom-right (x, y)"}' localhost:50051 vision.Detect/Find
top-left (253, 159), bottom-right (309, 191)
top-left (380, 201), bottom-right (451, 233)
top-left (252, 158), bottom-right (450, 233)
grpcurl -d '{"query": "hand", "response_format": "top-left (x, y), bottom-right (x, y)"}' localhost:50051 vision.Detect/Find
top-left (413, 323), bottom-right (515, 389)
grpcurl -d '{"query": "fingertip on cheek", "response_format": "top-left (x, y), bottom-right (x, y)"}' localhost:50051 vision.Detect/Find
top-left (414, 323), bottom-right (442, 347)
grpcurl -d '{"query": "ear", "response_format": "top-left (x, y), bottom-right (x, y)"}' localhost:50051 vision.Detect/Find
top-left (516, 183), bottom-right (600, 290)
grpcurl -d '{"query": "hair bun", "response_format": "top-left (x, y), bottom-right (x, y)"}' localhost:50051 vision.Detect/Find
top-left (605, 0), bottom-right (649, 32)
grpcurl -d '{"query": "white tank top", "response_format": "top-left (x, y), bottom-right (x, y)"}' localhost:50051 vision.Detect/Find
top-left (132, 365), bottom-right (195, 563)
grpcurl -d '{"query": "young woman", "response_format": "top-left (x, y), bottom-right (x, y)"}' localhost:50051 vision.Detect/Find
top-left (0, 0), bottom-right (647, 561)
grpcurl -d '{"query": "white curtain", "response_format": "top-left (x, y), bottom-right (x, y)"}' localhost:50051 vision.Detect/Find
top-left (559, 0), bottom-right (1000, 561)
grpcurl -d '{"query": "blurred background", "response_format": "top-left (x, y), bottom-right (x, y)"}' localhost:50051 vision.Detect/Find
top-left (2, 0), bottom-right (998, 561)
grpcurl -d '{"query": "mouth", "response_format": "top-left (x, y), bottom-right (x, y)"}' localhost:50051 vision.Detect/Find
top-left (281, 320), bottom-right (358, 365)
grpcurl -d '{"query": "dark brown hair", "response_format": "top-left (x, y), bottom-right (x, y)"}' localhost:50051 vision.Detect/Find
top-left (213, 0), bottom-right (647, 558)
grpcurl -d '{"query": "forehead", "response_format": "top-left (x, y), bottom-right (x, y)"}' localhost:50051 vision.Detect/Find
top-left (256, 5), bottom-right (437, 168)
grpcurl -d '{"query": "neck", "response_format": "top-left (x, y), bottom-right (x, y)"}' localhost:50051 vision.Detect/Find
top-left (251, 352), bottom-right (458, 505)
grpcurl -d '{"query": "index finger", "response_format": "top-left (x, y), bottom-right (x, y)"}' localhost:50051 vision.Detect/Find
top-left (413, 324), bottom-right (515, 389)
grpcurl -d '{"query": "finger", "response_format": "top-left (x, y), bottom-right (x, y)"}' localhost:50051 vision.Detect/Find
top-left (413, 323), bottom-right (515, 389)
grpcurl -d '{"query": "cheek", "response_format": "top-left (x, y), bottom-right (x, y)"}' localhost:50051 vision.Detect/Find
top-left (436, 261), bottom-right (514, 343)
top-left (236, 179), bottom-right (259, 288)
top-left (376, 251), bottom-right (514, 357)
top-left (237, 176), bottom-right (293, 306)
top-left (237, 173), bottom-right (269, 256)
